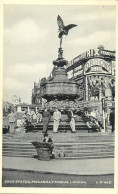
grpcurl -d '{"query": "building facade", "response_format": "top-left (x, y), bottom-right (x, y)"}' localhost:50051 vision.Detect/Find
top-left (66, 46), bottom-right (115, 111)
top-left (11, 95), bottom-right (21, 106)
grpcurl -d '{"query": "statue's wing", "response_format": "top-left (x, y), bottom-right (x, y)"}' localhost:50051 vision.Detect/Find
top-left (65, 24), bottom-right (77, 32)
top-left (57, 15), bottom-right (64, 31)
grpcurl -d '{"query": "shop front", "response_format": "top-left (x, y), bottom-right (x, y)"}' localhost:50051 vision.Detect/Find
top-left (66, 46), bottom-right (115, 129)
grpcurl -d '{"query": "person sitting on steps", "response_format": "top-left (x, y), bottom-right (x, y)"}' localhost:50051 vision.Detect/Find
top-left (43, 133), bottom-right (54, 158)
top-left (87, 116), bottom-right (101, 133)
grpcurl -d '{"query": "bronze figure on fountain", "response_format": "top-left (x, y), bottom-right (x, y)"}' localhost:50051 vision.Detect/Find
top-left (57, 15), bottom-right (77, 48)
top-left (53, 15), bottom-right (77, 67)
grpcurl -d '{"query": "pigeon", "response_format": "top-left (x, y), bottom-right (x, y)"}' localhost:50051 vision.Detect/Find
top-left (57, 15), bottom-right (77, 38)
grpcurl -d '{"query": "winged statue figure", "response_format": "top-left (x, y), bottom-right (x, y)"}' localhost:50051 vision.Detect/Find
top-left (57, 15), bottom-right (77, 47)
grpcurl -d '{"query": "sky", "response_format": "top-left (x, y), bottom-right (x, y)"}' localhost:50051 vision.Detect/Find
top-left (3, 4), bottom-right (116, 103)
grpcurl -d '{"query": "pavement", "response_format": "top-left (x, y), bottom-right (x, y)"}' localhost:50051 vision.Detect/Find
top-left (2, 156), bottom-right (114, 175)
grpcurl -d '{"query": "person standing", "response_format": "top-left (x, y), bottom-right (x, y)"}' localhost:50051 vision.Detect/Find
top-left (26, 110), bottom-right (32, 124)
top-left (30, 110), bottom-right (35, 123)
top-left (36, 111), bottom-right (42, 124)
top-left (67, 109), bottom-right (76, 133)
top-left (107, 108), bottom-right (111, 125)
top-left (22, 111), bottom-right (29, 128)
top-left (8, 110), bottom-right (17, 133)
top-left (32, 110), bottom-right (37, 124)
top-left (109, 109), bottom-right (115, 132)
top-left (42, 108), bottom-right (51, 133)
top-left (53, 108), bottom-right (61, 133)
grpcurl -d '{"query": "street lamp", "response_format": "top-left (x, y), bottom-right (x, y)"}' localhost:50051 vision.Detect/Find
top-left (101, 98), bottom-right (106, 132)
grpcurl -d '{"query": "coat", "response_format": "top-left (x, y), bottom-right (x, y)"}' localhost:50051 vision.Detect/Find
top-left (67, 111), bottom-right (74, 122)
top-left (53, 111), bottom-right (61, 121)
top-left (43, 111), bottom-right (51, 119)
top-left (109, 111), bottom-right (115, 125)
top-left (8, 112), bottom-right (17, 123)
top-left (43, 137), bottom-right (52, 143)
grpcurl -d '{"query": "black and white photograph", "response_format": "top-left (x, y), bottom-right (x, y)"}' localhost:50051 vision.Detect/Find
top-left (1, 1), bottom-right (117, 191)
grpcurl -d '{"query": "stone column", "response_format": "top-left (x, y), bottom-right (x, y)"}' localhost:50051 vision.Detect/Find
top-left (28, 106), bottom-right (30, 113)
top-left (85, 76), bottom-right (88, 101)
top-left (99, 87), bottom-right (102, 101)
top-left (73, 69), bottom-right (74, 77)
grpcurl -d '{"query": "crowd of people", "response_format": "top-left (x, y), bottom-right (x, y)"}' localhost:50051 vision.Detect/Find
top-left (7, 107), bottom-right (115, 161)
top-left (42, 108), bottom-right (76, 133)
top-left (7, 107), bottom-right (115, 134)
top-left (23, 110), bottom-right (42, 124)
top-left (7, 108), bottom-right (77, 133)
top-left (85, 108), bottom-right (115, 133)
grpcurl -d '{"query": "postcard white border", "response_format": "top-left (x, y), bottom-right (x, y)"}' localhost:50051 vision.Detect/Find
top-left (0, 0), bottom-right (118, 194)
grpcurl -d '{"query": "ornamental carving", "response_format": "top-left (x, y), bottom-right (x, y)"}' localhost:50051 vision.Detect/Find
top-left (41, 82), bottom-right (79, 97)
top-left (43, 99), bottom-right (87, 111)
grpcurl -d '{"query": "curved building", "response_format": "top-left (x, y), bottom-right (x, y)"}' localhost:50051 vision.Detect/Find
top-left (66, 45), bottom-right (115, 114)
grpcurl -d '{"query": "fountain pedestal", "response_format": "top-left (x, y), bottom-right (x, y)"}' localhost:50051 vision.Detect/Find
top-left (40, 48), bottom-right (80, 110)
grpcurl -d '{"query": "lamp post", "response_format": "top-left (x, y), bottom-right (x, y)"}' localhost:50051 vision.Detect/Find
top-left (102, 98), bottom-right (106, 132)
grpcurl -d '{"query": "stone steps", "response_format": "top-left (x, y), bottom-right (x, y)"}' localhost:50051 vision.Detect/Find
top-left (2, 152), bottom-right (114, 159)
top-left (23, 115), bottom-right (88, 132)
top-left (2, 154), bottom-right (114, 160)
top-left (3, 143), bottom-right (114, 150)
top-left (3, 133), bottom-right (114, 159)
top-left (3, 133), bottom-right (114, 144)
top-left (3, 132), bottom-right (114, 138)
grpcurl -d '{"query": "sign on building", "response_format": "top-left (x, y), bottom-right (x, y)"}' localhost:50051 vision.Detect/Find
top-left (84, 59), bottom-right (111, 74)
